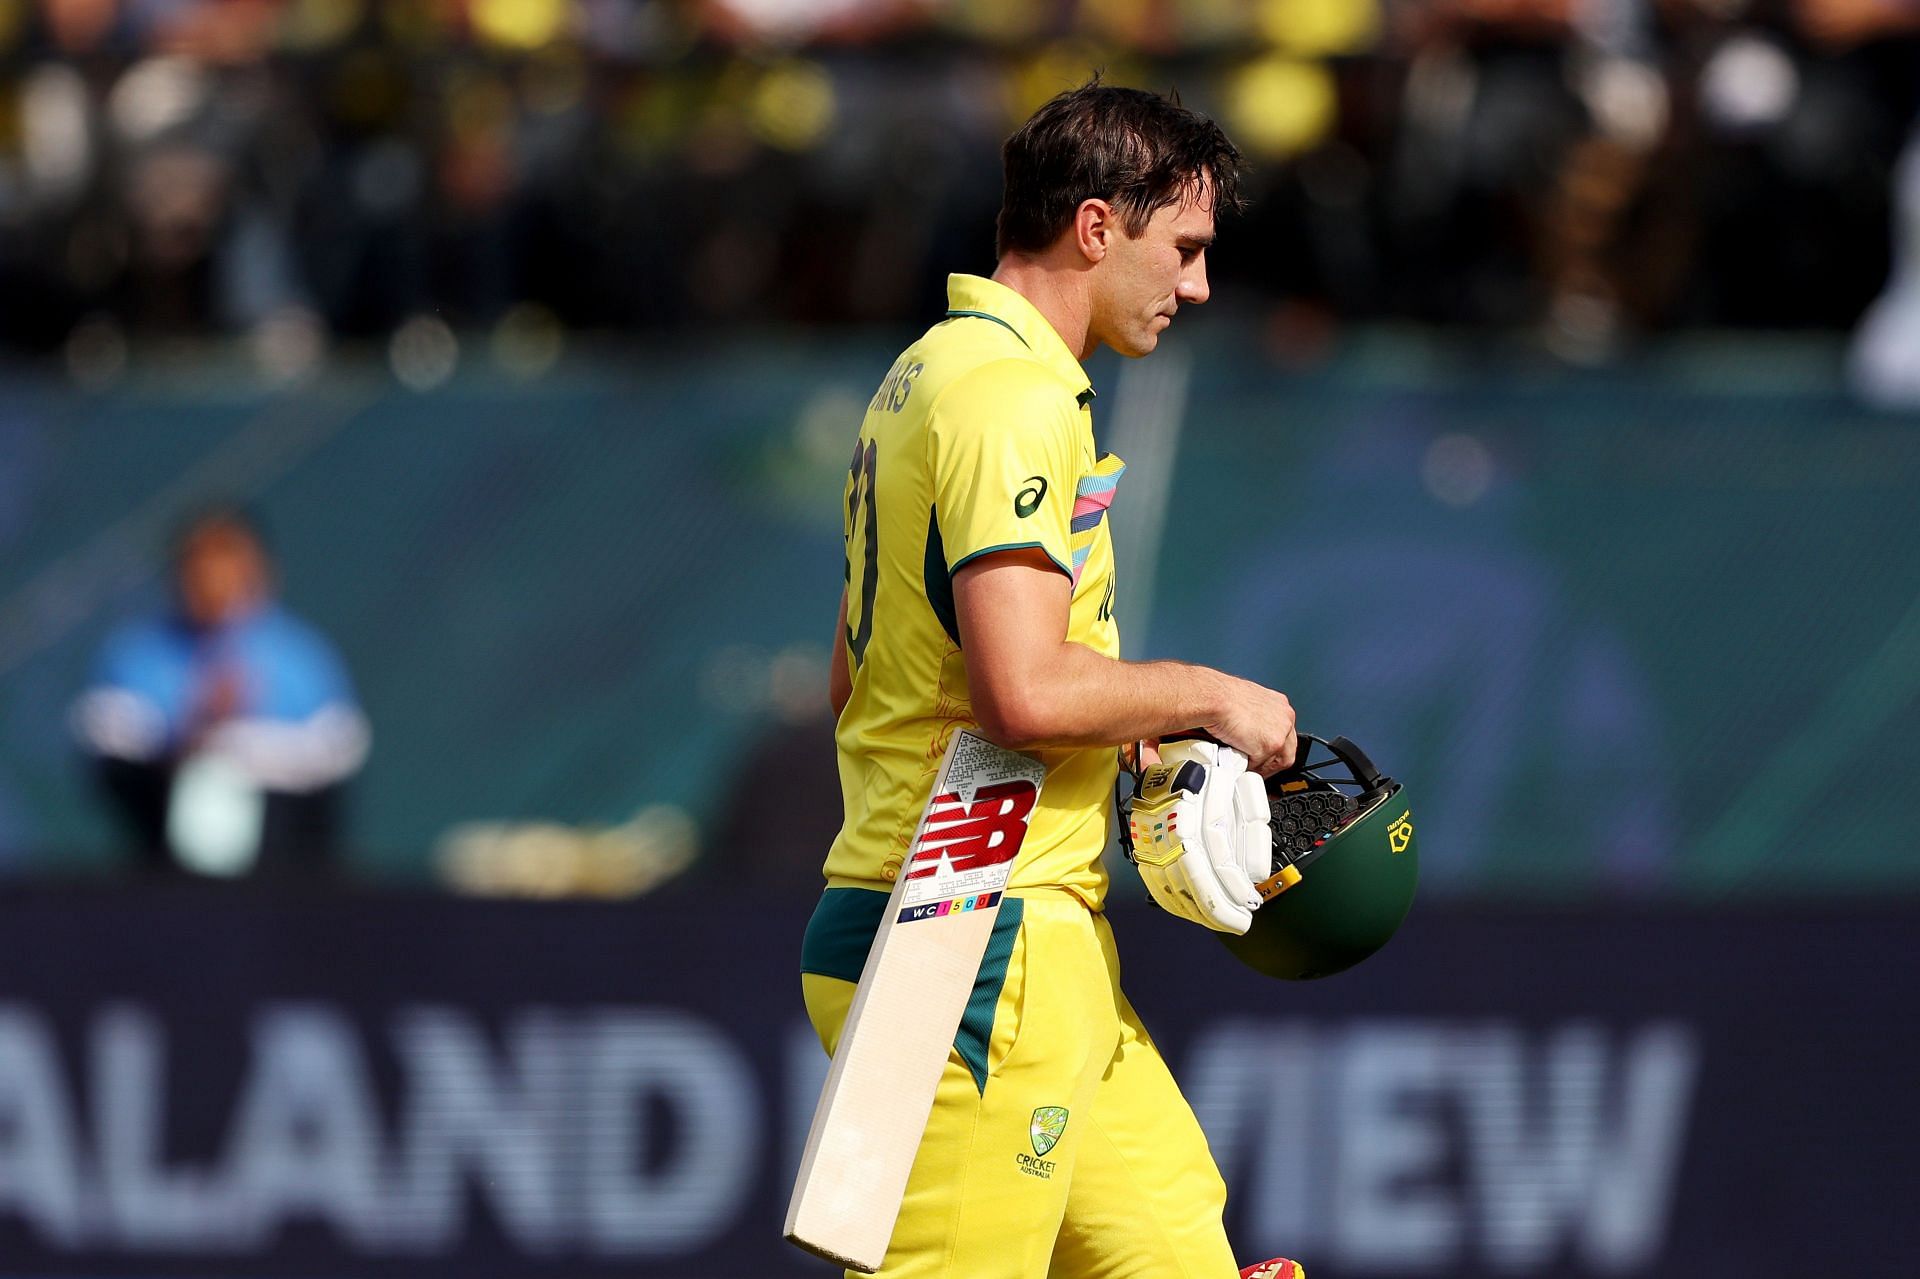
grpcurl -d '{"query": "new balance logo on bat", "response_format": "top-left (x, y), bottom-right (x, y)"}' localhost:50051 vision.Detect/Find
top-left (905, 781), bottom-right (1038, 878)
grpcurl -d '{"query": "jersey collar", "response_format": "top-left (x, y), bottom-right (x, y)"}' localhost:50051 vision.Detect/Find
top-left (945, 274), bottom-right (1096, 402)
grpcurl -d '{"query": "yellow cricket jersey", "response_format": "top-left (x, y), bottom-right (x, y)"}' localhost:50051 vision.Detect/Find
top-left (824, 274), bottom-right (1126, 909)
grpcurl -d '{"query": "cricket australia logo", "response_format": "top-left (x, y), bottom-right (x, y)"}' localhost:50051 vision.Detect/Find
top-left (1030, 1106), bottom-right (1069, 1156)
top-left (1387, 810), bottom-right (1414, 854)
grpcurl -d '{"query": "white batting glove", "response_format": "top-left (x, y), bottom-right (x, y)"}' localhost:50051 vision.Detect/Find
top-left (1125, 740), bottom-right (1272, 934)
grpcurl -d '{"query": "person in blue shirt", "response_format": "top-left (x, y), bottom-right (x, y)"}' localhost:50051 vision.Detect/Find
top-left (71, 507), bottom-right (369, 877)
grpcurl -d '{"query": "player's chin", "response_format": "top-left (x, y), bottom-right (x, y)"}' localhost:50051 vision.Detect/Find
top-left (1119, 327), bottom-right (1162, 358)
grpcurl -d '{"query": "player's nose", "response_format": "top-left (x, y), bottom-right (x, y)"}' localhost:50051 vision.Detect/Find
top-left (1178, 261), bottom-right (1210, 306)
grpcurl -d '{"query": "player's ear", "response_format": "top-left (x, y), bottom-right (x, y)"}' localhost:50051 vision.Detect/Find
top-left (1072, 198), bottom-right (1113, 264)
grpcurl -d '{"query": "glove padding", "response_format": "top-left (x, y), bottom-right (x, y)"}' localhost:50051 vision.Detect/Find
top-left (1126, 740), bottom-right (1272, 934)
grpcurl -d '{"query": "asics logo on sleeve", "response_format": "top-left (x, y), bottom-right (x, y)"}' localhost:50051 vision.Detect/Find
top-left (1014, 476), bottom-right (1048, 518)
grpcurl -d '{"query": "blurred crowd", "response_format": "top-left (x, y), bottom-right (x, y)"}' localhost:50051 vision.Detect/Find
top-left (0, 0), bottom-right (1917, 371)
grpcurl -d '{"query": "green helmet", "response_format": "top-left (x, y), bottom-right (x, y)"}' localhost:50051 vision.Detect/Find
top-left (1220, 734), bottom-right (1418, 981)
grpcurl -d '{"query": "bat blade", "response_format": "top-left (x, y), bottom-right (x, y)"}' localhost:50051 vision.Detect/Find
top-left (784, 729), bottom-right (1046, 1272)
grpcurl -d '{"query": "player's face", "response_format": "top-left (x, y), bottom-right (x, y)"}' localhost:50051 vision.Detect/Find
top-left (176, 524), bottom-right (270, 628)
top-left (1092, 174), bottom-right (1216, 358)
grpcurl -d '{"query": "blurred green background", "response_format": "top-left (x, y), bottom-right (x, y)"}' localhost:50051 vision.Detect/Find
top-left (5, 331), bottom-right (1913, 898)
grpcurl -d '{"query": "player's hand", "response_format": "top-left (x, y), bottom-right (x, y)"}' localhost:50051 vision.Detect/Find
top-left (1125, 740), bottom-right (1272, 934)
top-left (1203, 675), bottom-right (1297, 776)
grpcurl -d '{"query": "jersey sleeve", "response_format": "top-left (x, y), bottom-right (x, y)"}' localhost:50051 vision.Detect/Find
top-left (926, 360), bottom-right (1079, 579)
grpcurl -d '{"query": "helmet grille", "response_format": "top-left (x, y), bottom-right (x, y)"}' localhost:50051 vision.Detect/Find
top-left (1270, 786), bottom-right (1358, 862)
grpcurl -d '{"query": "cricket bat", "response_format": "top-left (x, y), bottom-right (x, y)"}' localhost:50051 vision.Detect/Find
top-left (785, 728), bottom-right (1048, 1272)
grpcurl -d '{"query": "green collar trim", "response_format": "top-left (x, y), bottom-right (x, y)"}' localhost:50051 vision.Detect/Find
top-left (943, 304), bottom-right (1095, 403)
top-left (944, 309), bottom-right (1029, 348)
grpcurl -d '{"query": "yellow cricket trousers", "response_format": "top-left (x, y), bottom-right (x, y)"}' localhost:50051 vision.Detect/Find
top-left (800, 886), bottom-right (1239, 1279)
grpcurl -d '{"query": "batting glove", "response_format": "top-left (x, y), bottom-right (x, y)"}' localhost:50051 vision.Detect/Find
top-left (1126, 739), bottom-right (1272, 934)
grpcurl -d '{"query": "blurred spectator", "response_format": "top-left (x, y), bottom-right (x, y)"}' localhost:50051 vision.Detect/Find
top-left (1819, 0), bottom-right (1920, 405)
top-left (1850, 114), bottom-right (1920, 405)
top-left (70, 506), bottom-right (369, 878)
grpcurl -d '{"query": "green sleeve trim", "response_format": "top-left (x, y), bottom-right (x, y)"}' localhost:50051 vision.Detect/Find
top-left (949, 541), bottom-right (1071, 579)
top-left (944, 310), bottom-right (1030, 348)
top-left (954, 896), bottom-right (1024, 1094)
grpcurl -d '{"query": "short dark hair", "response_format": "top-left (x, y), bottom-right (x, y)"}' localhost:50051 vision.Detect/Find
top-left (995, 78), bottom-right (1245, 259)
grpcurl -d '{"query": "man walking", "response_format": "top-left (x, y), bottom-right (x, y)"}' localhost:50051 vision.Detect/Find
top-left (803, 80), bottom-right (1301, 1278)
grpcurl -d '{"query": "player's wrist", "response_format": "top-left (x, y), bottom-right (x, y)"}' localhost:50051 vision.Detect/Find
top-left (1187, 665), bottom-right (1234, 737)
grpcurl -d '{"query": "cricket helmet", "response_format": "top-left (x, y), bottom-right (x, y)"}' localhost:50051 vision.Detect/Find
top-left (1221, 733), bottom-right (1418, 981)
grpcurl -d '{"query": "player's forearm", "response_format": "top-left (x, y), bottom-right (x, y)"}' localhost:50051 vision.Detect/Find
top-left (970, 641), bottom-right (1225, 751)
top-left (953, 553), bottom-right (1295, 769)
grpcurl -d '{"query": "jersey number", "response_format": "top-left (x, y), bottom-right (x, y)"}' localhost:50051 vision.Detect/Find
top-left (845, 438), bottom-right (878, 666)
